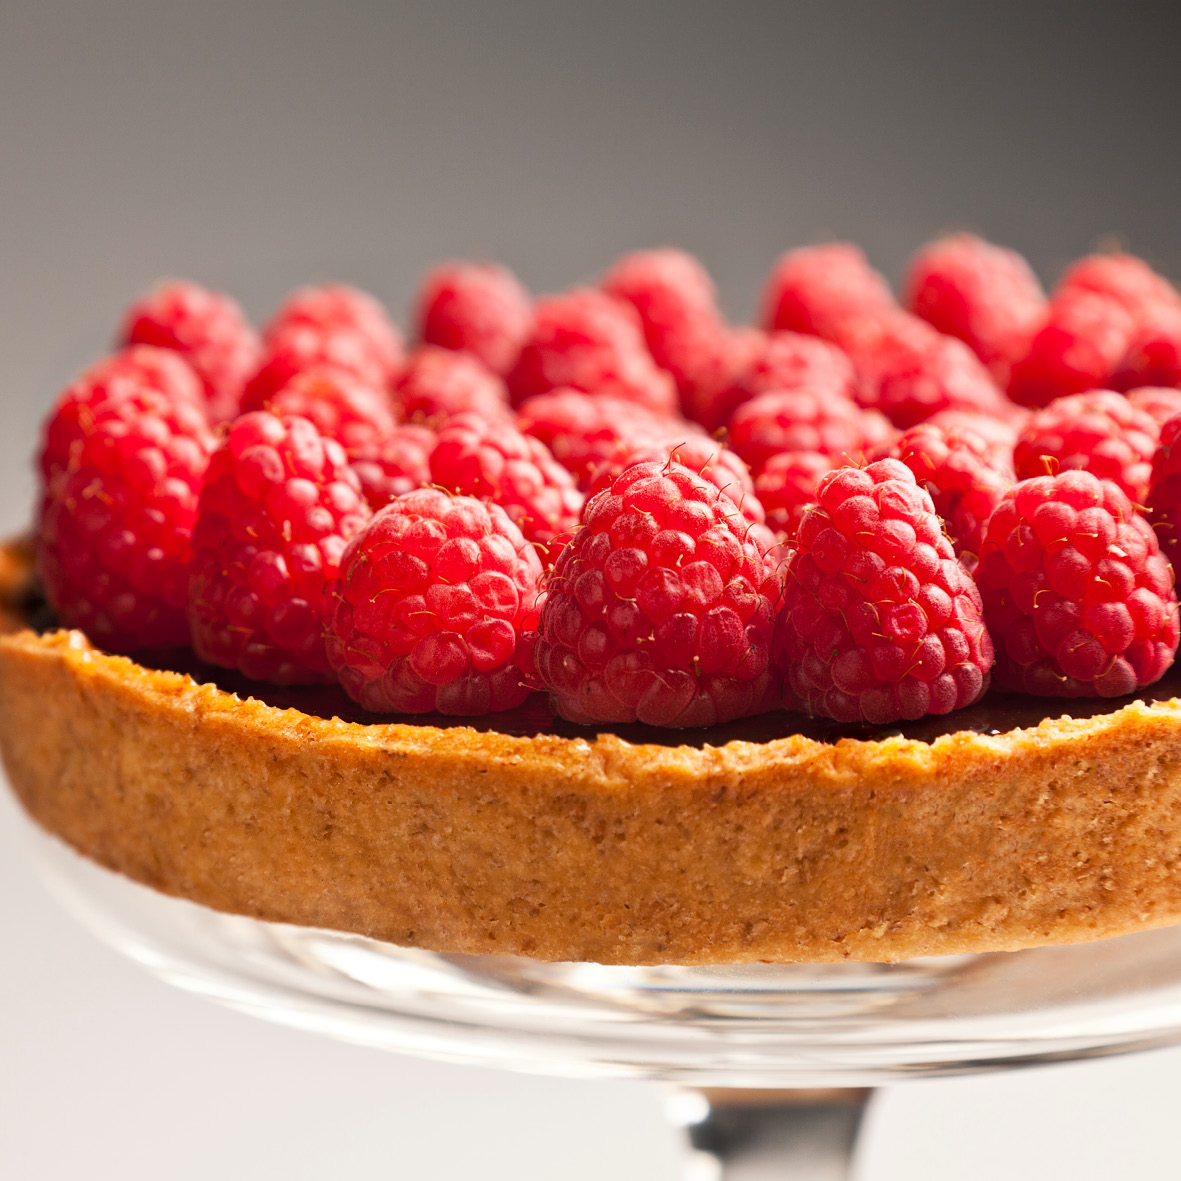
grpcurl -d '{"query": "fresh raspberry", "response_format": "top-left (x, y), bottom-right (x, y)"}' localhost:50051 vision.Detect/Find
top-left (414, 262), bottom-right (533, 377)
top-left (856, 320), bottom-right (1011, 429)
top-left (37, 386), bottom-right (215, 651)
top-left (242, 322), bottom-right (390, 412)
top-left (1147, 413), bottom-right (1181, 571)
top-left (119, 279), bottom-right (261, 423)
top-left (815, 303), bottom-right (922, 364)
top-left (876, 422), bottom-right (1011, 565)
top-left (760, 245), bottom-right (1012, 430)
top-left (601, 248), bottom-right (718, 323)
top-left (975, 470), bottom-right (1178, 696)
top-left (350, 424), bottom-right (434, 511)
top-left (327, 489), bottom-right (543, 715)
top-left (1013, 390), bottom-right (1157, 504)
top-left (678, 325), bottom-right (766, 429)
top-left (760, 243), bottom-right (895, 338)
top-left (903, 233), bottom-right (1046, 386)
top-left (1112, 304), bottom-right (1181, 391)
top-left (506, 288), bottom-right (678, 414)
top-left (926, 408), bottom-right (1022, 477)
top-left (264, 367), bottom-right (431, 512)
top-left (39, 347), bottom-right (206, 486)
top-left (1012, 254), bottom-right (1179, 409)
top-left (753, 450), bottom-right (833, 540)
top-left (1007, 290), bottom-right (1136, 408)
top-left (393, 344), bottom-right (512, 427)
top-left (515, 389), bottom-right (669, 488)
top-left (1057, 253), bottom-right (1179, 321)
top-left (428, 412), bottom-right (583, 556)
top-left (266, 367), bottom-right (399, 455)
top-left (585, 436), bottom-right (764, 524)
top-left (599, 248), bottom-right (728, 406)
top-left (778, 459), bottom-right (993, 724)
top-left (188, 412), bottom-right (371, 684)
top-left (265, 283), bottom-right (404, 384)
top-left (695, 329), bottom-right (859, 433)
top-left (535, 461), bottom-right (782, 727)
top-left (1128, 386), bottom-right (1181, 427)
top-left (726, 388), bottom-right (885, 474)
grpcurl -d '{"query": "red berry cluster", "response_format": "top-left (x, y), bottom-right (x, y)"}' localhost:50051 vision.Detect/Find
top-left (31, 238), bottom-right (1181, 728)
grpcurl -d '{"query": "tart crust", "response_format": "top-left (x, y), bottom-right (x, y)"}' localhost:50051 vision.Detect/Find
top-left (2, 544), bottom-right (1181, 965)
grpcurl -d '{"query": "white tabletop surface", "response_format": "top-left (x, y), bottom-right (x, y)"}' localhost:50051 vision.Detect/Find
top-left (4, 4), bottom-right (1181, 1176)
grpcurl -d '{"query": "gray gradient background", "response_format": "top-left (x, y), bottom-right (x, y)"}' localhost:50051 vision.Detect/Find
top-left (3, 2), bottom-right (1181, 1177)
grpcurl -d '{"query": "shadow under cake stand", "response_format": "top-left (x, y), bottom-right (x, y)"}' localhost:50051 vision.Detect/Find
top-left (24, 816), bottom-right (1181, 1180)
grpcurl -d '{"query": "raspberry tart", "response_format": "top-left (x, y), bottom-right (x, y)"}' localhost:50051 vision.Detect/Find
top-left (5, 249), bottom-right (1181, 968)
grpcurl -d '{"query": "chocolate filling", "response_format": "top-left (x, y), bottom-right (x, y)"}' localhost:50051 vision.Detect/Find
top-left (140, 645), bottom-right (1181, 751)
top-left (18, 577), bottom-right (1181, 749)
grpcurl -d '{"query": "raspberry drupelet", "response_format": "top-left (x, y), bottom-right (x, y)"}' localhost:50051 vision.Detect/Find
top-left (506, 288), bottom-right (678, 414)
top-left (1013, 390), bottom-right (1158, 504)
top-left (903, 233), bottom-right (1046, 386)
top-left (777, 460), bottom-right (993, 725)
top-left (414, 261), bottom-right (533, 377)
top-left (119, 279), bottom-right (261, 423)
top-left (188, 412), bottom-right (371, 684)
top-left (428, 412), bottom-right (583, 556)
top-left (37, 377), bottom-right (216, 651)
top-left (327, 489), bottom-right (543, 715)
top-left (975, 471), bottom-right (1178, 697)
top-left (535, 461), bottom-right (782, 727)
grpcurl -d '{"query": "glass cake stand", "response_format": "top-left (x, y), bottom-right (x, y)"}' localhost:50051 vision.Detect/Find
top-left (26, 817), bottom-right (1181, 1180)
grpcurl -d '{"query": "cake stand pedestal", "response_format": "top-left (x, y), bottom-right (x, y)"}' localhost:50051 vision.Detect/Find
top-left (25, 816), bottom-right (1181, 1180)
top-left (671, 1087), bottom-right (869, 1179)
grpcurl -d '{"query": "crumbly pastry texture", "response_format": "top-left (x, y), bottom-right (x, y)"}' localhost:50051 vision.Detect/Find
top-left (5, 547), bottom-right (1181, 966)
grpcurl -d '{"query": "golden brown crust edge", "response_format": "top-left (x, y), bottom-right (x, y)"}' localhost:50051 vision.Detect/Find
top-left (3, 612), bottom-right (1181, 964)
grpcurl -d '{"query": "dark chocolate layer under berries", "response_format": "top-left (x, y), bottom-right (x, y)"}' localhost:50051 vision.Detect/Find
top-left (12, 564), bottom-right (1181, 747)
